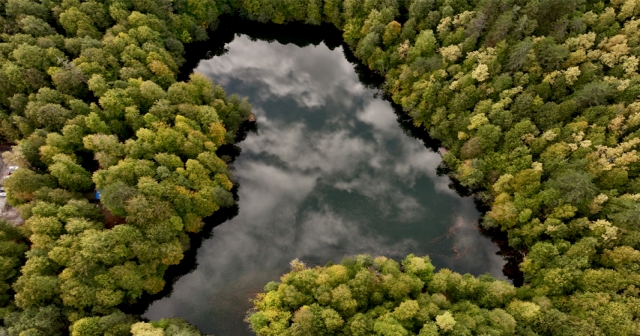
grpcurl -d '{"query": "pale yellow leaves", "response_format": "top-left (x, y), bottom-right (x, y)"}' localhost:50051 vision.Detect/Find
top-left (453, 11), bottom-right (475, 26)
top-left (290, 259), bottom-right (306, 272)
top-left (565, 32), bottom-right (596, 51)
top-left (521, 133), bottom-right (536, 144)
top-left (435, 311), bottom-right (456, 332)
top-left (562, 28), bottom-right (639, 78)
top-left (569, 129), bottom-right (590, 149)
top-left (599, 35), bottom-right (630, 67)
top-left (439, 44), bottom-right (462, 62)
top-left (468, 113), bottom-right (489, 130)
top-left (590, 137), bottom-right (640, 172)
top-left (580, 140), bottom-right (593, 148)
top-left (488, 193), bottom-right (519, 227)
top-left (397, 40), bottom-right (410, 59)
top-left (564, 50), bottom-right (587, 67)
top-left (608, 115), bottom-right (626, 133)
top-left (541, 130), bottom-right (558, 141)
top-left (568, 143), bottom-right (579, 151)
top-left (589, 219), bottom-right (618, 241)
top-left (507, 300), bottom-right (541, 323)
top-left (622, 55), bottom-right (638, 74)
top-left (131, 322), bottom-right (165, 336)
top-left (618, 0), bottom-right (637, 20)
top-left (467, 47), bottom-right (496, 64)
top-left (543, 67), bottom-right (581, 85)
top-left (436, 17), bottom-right (452, 34)
top-left (148, 60), bottom-right (172, 76)
top-left (499, 86), bottom-right (523, 100)
top-left (393, 300), bottom-right (420, 320)
top-left (542, 71), bottom-right (561, 85)
top-left (589, 194), bottom-right (610, 214)
top-left (623, 17), bottom-right (640, 33)
top-left (602, 75), bottom-right (631, 91)
top-left (582, 11), bottom-right (599, 26)
top-left (564, 67), bottom-right (581, 85)
top-left (531, 162), bottom-right (543, 172)
top-left (572, 131), bottom-right (585, 143)
top-left (625, 103), bottom-right (640, 128)
top-left (472, 63), bottom-right (489, 82)
top-left (493, 174), bottom-right (514, 193)
top-left (621, 193), bottom-right (640, 200)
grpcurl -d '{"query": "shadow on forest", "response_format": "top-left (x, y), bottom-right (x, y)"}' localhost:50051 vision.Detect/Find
top-left (125, 15), bottom-right (524, 317)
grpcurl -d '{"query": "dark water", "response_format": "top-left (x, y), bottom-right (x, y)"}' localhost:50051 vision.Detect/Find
top-left (143, 28), bottom-right (506, 335)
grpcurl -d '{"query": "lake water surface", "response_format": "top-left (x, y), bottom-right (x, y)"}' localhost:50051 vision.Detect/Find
top-left (143, 31), bottom-right (506, 335)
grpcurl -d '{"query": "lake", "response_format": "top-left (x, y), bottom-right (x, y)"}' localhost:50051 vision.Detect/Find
top-left (143, 23), bottom-right (507, 335)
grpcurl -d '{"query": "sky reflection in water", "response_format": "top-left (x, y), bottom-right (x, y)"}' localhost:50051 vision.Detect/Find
top-left (144, 35), bottom-right (506, 335)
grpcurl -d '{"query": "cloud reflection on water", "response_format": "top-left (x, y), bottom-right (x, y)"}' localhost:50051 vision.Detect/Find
top-left (197, 36), bottom-right (365, 108)
top-left (144, 35), bottom-right (506, 334)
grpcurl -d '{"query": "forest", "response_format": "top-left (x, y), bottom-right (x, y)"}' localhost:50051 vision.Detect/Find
top-left (1, 0), bottom-right (640, 335)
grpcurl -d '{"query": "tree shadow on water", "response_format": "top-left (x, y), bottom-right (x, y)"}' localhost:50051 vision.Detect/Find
top-left (177, 15), bottom-right (343, 82)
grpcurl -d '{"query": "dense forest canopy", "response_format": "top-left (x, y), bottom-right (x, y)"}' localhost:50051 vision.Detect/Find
top-left (243, 0), bottom-right (640, 334)
top-left (0, 0), bottom-right (249, 334)
top-left (1, 0), bottom-right (640, 334)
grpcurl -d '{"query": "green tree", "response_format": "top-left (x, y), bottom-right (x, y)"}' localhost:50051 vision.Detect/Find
top-left (48, 154), bottom-right (93, 192)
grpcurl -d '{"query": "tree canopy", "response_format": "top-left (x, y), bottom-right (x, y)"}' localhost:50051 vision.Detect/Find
top-left (236, 0), bottom-right (640, 334)
top-left (3, 0), bottom-right (640, 334)
top-left (0, 0), bottom-right (247, 333)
